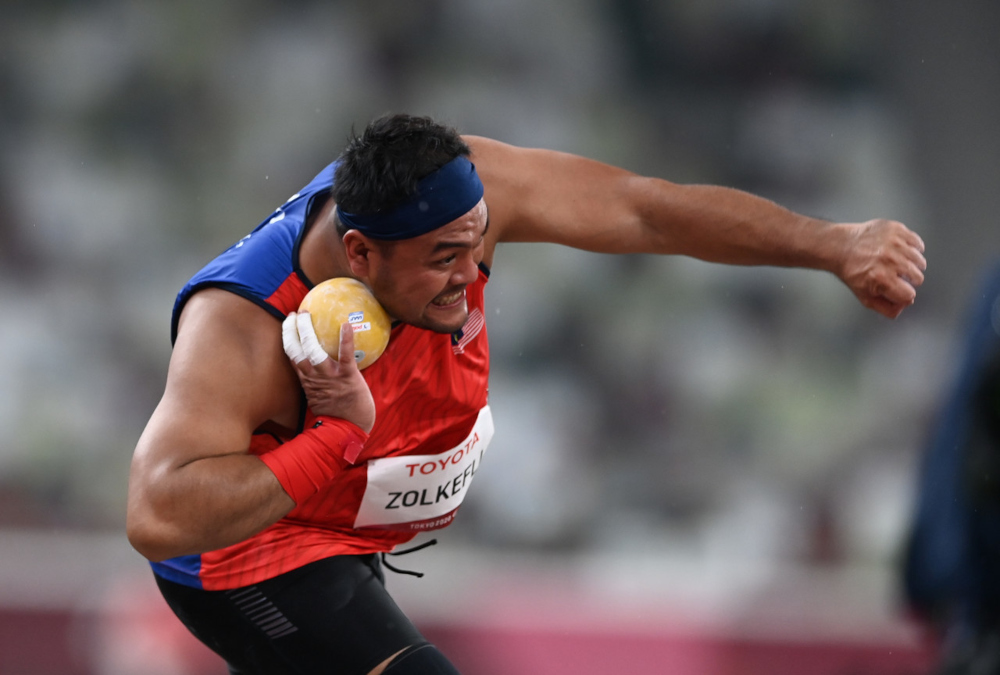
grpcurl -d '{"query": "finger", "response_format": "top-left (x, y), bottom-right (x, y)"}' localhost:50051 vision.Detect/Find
top-left (338, 322), bottom-right (359, 368)
top-left (900, 259), bottom-right (925, 288)
top-left (882, 276), bottom-right (918, 306)
top-left (908, 251), bottom-right (928, 276)
top-left (899, 240), bottom-right (928, 272)
top-left (296, 312), bottom-right (330, 366)
top-left (282, 312), bottom-right (308, 364)
top-left (868, 295), bottom-right (905, 319)
top-left (904, 228), bottom-right (926, 254)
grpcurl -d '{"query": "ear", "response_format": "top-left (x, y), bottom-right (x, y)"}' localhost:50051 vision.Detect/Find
top-left (342, 230), bottom-right (374, 280)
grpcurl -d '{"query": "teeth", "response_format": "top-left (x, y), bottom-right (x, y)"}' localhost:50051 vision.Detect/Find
top-left (434, 291), bottom-right (462, 306)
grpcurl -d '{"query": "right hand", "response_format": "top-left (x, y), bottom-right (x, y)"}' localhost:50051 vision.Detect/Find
top-left (282, 312), bottom-right (376, 433)
top-left (837, 219), bottom-right (927, 319)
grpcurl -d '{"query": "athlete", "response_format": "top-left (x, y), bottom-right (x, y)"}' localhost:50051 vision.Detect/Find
top-left (126, 114), bottom-right (927, 674)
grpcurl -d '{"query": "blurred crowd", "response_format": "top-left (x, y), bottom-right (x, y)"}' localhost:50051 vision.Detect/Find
top-left (0, 0), bottom-right (997, 606)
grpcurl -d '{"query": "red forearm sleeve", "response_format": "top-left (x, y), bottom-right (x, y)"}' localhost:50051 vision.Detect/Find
top-left (259, 417), bottom-right (368, 505)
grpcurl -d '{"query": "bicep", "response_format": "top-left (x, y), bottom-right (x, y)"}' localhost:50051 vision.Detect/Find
top-left (130, 290), bottom-right (294, 487)
top-left (468, 136), bottom-right (672, 254)
top-left (126, 291), bottom-right (299, 558)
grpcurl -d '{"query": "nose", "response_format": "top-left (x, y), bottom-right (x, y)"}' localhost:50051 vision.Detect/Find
top-left (450, 252), bottom-right (479, 286)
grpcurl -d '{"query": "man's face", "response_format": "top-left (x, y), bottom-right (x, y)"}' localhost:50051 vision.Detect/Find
top-left (364, 199), bottom-right (488, 334)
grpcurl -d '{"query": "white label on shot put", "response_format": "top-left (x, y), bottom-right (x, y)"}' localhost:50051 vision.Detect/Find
top-left (350, 322), bottom-right (371, 332)
top-left (354, 406), bottom-right (493, 531)
top-left (348, 311), bottom-right (364, 323)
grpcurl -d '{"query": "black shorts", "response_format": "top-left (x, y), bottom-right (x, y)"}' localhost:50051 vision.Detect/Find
top-left (155, 554), bottom-right (427, 675)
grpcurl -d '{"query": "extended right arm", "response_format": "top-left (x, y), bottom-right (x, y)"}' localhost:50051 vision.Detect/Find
top-left (468, 136), bottom-right (925, 319)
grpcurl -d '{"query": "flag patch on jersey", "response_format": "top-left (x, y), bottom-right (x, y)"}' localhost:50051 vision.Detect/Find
top-left (451, 308), bottom-right (484, 355)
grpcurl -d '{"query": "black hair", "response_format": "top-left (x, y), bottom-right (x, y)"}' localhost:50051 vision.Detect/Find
top-left (332, 114), bottom-right (470, 220)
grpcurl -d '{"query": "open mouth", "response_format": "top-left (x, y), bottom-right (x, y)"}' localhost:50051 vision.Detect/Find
top-left (431, 289), bottom-right (465, 307)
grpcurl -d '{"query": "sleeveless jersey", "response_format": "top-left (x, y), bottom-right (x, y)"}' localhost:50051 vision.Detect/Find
top-left (152, 163), bottom-right (492, 590)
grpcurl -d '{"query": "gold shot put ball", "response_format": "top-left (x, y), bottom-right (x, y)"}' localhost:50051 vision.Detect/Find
top-left (298, 278), bottom-right (391, 369)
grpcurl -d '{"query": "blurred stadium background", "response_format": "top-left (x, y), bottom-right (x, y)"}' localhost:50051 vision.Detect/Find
top-left (1, 0), bottom-right (999, 673)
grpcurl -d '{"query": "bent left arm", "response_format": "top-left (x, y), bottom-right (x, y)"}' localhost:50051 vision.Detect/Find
top-left (468, 136), bottom-right (926, 319)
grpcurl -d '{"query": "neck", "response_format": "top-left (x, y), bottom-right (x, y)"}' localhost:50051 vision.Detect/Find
top-left (300, 197), bottom-right (354, 284)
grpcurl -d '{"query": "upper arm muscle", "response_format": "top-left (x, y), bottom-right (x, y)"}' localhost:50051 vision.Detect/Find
top-left (467, 135), bottom-right (668, 253)
top-left (131, 289), bottom-right (296, 488)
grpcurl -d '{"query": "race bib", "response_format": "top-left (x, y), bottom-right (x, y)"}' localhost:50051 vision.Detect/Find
top-left (354, 406), bottom-right (493, 531)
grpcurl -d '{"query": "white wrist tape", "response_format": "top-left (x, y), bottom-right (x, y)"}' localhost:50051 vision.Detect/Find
top-left (296, 312), bottom-right (330, 366)
top-left (282, 313), bottom-right (307, 364)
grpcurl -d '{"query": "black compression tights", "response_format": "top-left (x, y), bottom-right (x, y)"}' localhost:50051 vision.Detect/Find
top-left (155, 554), bottom-right (460, 675)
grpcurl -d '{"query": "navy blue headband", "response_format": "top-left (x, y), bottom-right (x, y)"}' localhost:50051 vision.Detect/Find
top-left (335, 156), bottom-right (484, 241)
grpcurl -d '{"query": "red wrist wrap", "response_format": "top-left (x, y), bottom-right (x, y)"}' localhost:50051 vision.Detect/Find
top-left (259, 417), bottom-right (369, 505)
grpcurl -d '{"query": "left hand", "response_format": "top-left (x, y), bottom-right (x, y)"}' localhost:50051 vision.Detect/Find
top-left (838, 219), bottom-right (926, 319)
top-left (282, 312), bottom-right (376, 432)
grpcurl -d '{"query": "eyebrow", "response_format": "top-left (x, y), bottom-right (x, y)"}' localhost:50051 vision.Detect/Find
top-left (430, 212), bottom-right (490, 254)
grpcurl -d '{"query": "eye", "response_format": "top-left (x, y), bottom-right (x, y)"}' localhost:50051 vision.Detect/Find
top-left (438, 254), bottom-right (457, 266)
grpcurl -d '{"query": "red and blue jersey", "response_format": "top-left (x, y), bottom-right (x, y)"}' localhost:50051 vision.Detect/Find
top-left (153, 164), bottom-right (492, 590)
top-left (169, 164), bottom-right (337, 335)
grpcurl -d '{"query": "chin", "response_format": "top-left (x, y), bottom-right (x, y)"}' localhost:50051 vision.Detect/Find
top-left (421, 306), bottom-right (469, 334)
top-left (387, 297), bottom-right (468, 334)
top-left (424, 317), bottom-right (468, 335)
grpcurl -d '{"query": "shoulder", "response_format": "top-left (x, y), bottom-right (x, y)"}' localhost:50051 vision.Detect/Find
top-left (461, 134), bottom-right (640, 249)
top-left (462, 136), bottom-right (533, 251)
top-left (463, 134), bottom-right (513, 159)
top-left (463, 135), bottom-right (536, 184)
top-left (176, 288), bottom-right (280, 349)
top-left (170, 289), bottom-right (299, 429)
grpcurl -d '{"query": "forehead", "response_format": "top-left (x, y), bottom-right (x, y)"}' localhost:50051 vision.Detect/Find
top-left (400, 198), bottom-right (488, 251)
